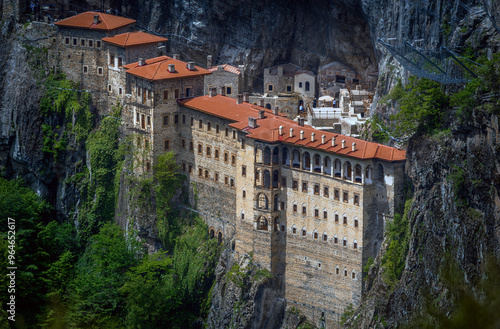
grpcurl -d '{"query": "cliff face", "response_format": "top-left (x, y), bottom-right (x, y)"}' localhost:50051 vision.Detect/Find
top-left (121, 0), bottom-right (376, 91)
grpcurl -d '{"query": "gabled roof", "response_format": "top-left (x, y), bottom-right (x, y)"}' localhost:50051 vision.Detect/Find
top-left (208, 64), bottom-right (241, 75)
top-left (55, 12), bottom-right (135, 31)
top-left (179, 95), bottom-right (406, 162)
top-left (124, 56), bottom-right (211, 81)
top-left (102, 31), bottom-right (168, 47)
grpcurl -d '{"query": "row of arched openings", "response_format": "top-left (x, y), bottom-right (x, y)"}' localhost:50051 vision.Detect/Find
top-left (209, 227), bottom-right (223, 244)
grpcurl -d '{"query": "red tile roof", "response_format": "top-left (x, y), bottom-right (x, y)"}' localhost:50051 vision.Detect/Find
top-left (208, 64), bottom-right (241, 75)
top-left (55, 12), bottom-right (135, 31)
top-left (102, 31), bottom-right (168, 47)
top-left (124, 56), bottom-right (211, 81)
top-left (179, 95), bottom-right (406, 162)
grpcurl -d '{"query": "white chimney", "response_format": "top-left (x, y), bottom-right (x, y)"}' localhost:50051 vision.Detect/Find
top-left (279, 126), bottom-right (283, 135)
top-left (236, 94), bottom-right (243, 104)
top-left (173, 54), bottom-right (180, 60)
top-left (352, 142), bottom-right (356, 151)
top-left (311, 132), bottom-right (315, 142)
top-left (248, 117), bottom-right (257, 128)
top-left (93, 15), bottom-right (99, 24)
top-left (290, 128), bottom-right (294, 138)
top-left (243, 93), bottom-right (249, 103)
top-left (138, 58), bottom-right (145, 66)
top-left (207, 55), bottom-right (212, 69)
top-left (322, 135), bottom-right (325, 144)
top-left (342, 140), bottom-right (346, 148)
top-left (300, 130), bottom-right (304, 140)
top-left (332, 137), bottom-right (336, 146)
top-left (187, 62), bottom-right (195, 71)
top-left (259, 109), bottom-right (265, 119)
top-left (168, 64), bottom-right (175, 73)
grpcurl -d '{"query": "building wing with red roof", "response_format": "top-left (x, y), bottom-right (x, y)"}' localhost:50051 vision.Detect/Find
top-left (124, 56), bottom-right (212, 81)
top-left (179, 95), bottom-right (405, 162)
top-left (208, 64), bottom-right (241, 75)
top-left (102, 31), bottom-right (168, 47)
top-left (55, 12), bottom-right (136, 31)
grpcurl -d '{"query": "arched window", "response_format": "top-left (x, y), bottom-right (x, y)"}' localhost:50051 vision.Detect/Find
top-left (258, 193), bottom-right (268, 209)
top-left (305, 81), bottom-right (310, 92)
top-left (334, 159), bottom-right (341, 177)
top-left (257, 216), bottom-right (268, 231)
top-left (282, 147), bottom-right (290, 166)
top-left (218, 231), bottom-right (223, 244)
top-left (313, 154), bottom-right (321, 173)
top-left (352, 271), bottom-right (356, 279)
top-left (324, 156), bottom-right (332, 175)
top-left (344, 269), bottom-right (348, 277)
top-left (209, 228), bottom-right (215, 239)
top-left (272, 170), bottom-right (279, 188)
top-left (266, 103), bottom-right (272, 109)
top-left (353, 239), bottom-right (358, 250)
top-left (336, 266), bottom-right (340, 275)
top-left (263, 170), bottom-right (271, 188)
top-left (354, 164), bottom-right (362, 183)
top-left (272, 147), bottom-right (279, 165)
top-left (263, 147), bottom-right (271, 165)
top-left (313, 230), bottom-right (318, 240)
top-left (343, 161), bottom-right (352, 180)
top-left (292, 150), bottom-right (301, 168)
top-left (303, 152), bottom-right (311, 170)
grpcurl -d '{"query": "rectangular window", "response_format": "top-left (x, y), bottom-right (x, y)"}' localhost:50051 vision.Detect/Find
top-left (118, 57), bottom-right (123, 67)
top-left (224, 152), bottom-right (229, 163)
top-left (163, 115), bottom-right (169, 126)
top-left (242, 165), bottom-right (246, 177)
top-left (324, 186), bottom-right (329, 198)
top-left (174, 89), bottom-right (179, 99)
top-left (205, 169), bottom-right (209, 179)
top-left (206, 146), bottom-right (211, 157)
top-left (216, 125), bottom-right (220, 134)
top-left (215, 172), bottom-right (219, 182)
top-left (302, 206), bottom-right (307, 215)
top-left (182, 115), bottom-right (186, 124)
top-left (231, 154), bottom-right (236, 166)
top-left (334, 188), bottom-right (340, 201)
top-left (314, 209), bottom-right (319, 218)
top-left (182, 163), bottom-right (186, 171)
top-left (280, 201), bottom-right (285, 210)
top-left (64, 37), bottom-right (70, 45)
top-left (164, 140), bottom-right (169, 150)
top-left (225, 128), bottom-right (229, 137)
top-left (83, 66), bottom-right (88, 74)
top-left (174, 114), bottom-right (179, 124)
top-left (109, 54), bottom-right (114, 66)
top-left (343, 191), bottom-right (348, 203)
top-left (293, 204), bottom-right (297, 213)
top-left (145, 139), bottom-right (149, 149)
top-left (207, 122), bottom-right (211, 131)
top-left (185, 87), bottom-right (191, 97)
top-left (323, 211), bottom-right (328, 220)
top-left (181, 139), bottom-right (186, 149)
top-left (147, 115), bottom-right (150, 126)
top-left (163, 90), bottom-right (169, 100)
top-left (354, 194), bottom-right (360, 206)
top-left (189, 164), bottom-right (193, 174)
top-left (136, 112), bottom-right (140, 124)
top-left (199, 120), bottom-right (203, 129)
top-left (198, 144), bottom-right (203, 155)
top-left (241, 138), bottom-right (245, 149)
top-left (88, 39), bottom-right (93, 47)
top-left (97, 67), bottom-right (103, 75)
top-left (343, 216), bottom-right (347, 225)
top-left (230, 178), bottom-right (235, 188)
top-left (302, 181), bottom-right (308, 193)
top-left (141, 114), bottom-right (145, 129)
top-left (292, 180), bottom-right (298, 191)
top-left (232, 130), bottom-right (236, 139)
top-left (281, 177), bottom-right (287, 188)
top-left (226, 86), bottom-right (232, 95)
top-left (108, 85), bottom-right (112, 92)
top-left (96, 40), bottom-right (101, 48)
top-left (243, 190), bottom-right (246, 198)
top-left (190, 117), bottom-right (194, 126)
top-left (314, 184), bottom-right (320, 195)
top-left (118, 87), bottom-right (122, 95)
top-left (224, 176), bottom-right (229, 186)
top-left (72, 38), bottom-right (77, 46)
top-left (335, 214), bottom-right (339, 223)
top-left (214, 149), bottom-right (220, 160)
top-left (198, 168), bottom-right (203, 177)
top-left (189, 141), bottom-right (194, 151)
top-left (286, 85), bottom-right (292, 92)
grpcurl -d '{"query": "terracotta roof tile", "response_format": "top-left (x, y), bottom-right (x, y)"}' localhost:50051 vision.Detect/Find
top-left (55, 12), bottom-right (136, 31)
top-left (208, 64), bottom-right (241, 75)
top-left (124, 56), bottom-right (211, 81)
top-left (179, 95), bottom-right (406, 162)
top-left (102, 31), bottom-right (168, 47)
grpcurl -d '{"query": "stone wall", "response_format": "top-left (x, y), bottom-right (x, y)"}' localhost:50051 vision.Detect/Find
top-left (204, 66), bottom-right (241, 98)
